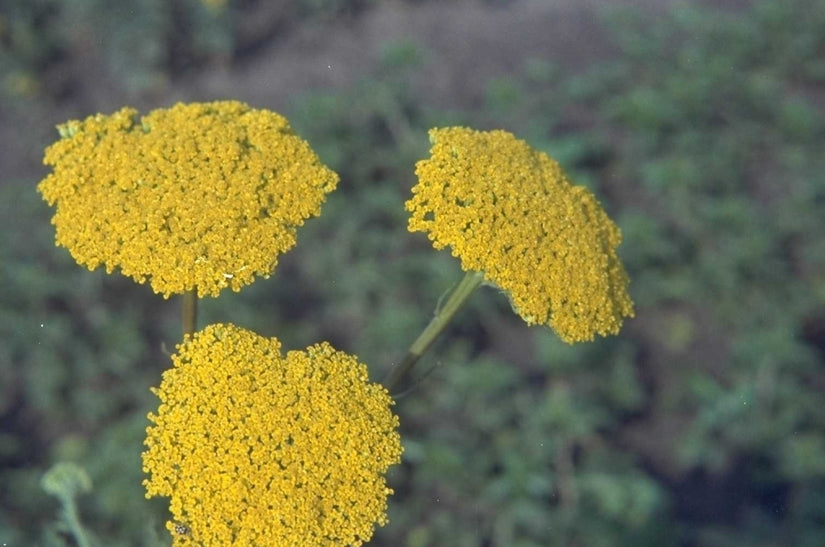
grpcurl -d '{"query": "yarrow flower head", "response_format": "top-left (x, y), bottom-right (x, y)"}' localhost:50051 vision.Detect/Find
top-left (142, 323), bottom-right (402, 546)
top-left (407, 127), bottom-right (634, 343)
top-left (38, 101), bottom-right (338, 297)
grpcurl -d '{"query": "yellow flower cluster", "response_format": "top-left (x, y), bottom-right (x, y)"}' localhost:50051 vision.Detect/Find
top-left (38, 101), bottom-right (338, 297)
top-left (407, 127), bottom-right (634, 343)
top-left (142, 323), bottom-right (402, 546)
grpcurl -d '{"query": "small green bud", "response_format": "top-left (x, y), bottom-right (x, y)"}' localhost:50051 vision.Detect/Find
top-left (41, 462), bottom-right (92, 500)
top-left (57, 122), bottom-right (80, 139)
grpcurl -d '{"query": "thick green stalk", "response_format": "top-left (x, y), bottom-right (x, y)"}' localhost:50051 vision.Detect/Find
top-left (182, 289), bottom-right (198, 337)
top-left (383, 270), bottom-right (484, 393)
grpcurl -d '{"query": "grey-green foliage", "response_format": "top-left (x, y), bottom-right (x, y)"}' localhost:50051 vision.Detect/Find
top-left (575, 1), bottom-right (824, 544)
top-left (379, 339), bottom-right (671, 547)
top-left (605, 0), bottom-right (825, 471)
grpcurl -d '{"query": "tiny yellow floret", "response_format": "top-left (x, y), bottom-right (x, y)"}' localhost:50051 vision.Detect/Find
top-left (142, 323), bottom-right (403, 546)
top-left (407, 127), bottom-right (634, 343)
top-left (38, 101), bottom-right (338, 297)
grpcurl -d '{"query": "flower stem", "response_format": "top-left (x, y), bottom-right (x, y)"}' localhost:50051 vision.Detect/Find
top-left (62, 495), bottom-right (92, 547)
top-left (182, 289), bottom-right (198, 337)
top-left (383, 270), bottom-right (484, 393)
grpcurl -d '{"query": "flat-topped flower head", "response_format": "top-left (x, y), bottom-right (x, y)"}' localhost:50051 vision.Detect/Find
top-left (407, 127), bottom-right (634, 343)
top-left (142, 323), bottom-right (402, 546)
top-left (38, 101), bottom-right (338, 297)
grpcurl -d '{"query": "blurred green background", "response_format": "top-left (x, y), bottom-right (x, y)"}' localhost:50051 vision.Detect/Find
top-left (2, 0), bottom-right (825, 545)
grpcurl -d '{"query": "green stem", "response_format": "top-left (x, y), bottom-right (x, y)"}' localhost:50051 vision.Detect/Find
top-left (61, 495), bottom-right (92, 547)
top-left (182, 289), bottom-right (198, 337)
top-left (383, 270), bottom-right (484, 393)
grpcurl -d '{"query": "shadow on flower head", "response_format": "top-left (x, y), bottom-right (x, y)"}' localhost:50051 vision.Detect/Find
top-left (406, 127), bottom-right (634, 343)
top-left (142, 323), bottom-right (402, 546)
top-left (38, 101), bottom-right (339, 298)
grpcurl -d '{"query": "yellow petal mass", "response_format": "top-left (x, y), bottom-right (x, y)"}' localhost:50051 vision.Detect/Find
top-left (142, 323), bottom-right (403, 546)
top-left (406, 127), bottom-right (634, 343)
top-left (38, 101), bottom-right (338, 297)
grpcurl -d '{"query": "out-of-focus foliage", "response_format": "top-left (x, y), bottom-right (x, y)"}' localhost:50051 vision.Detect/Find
top-left (0, 0), bottom-right (231, 102)
top-left (606, 0), bottom-right (825, 495)
top-left (0, 0), bottom-right (377, 105)
top-left (464, 0), bottom-right (825, 545)
top-left (2, 0), bottom-right (825, 546)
